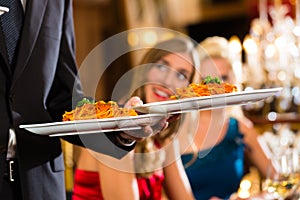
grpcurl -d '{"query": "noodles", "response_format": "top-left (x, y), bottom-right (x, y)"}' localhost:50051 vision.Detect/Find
top-left (62, 100), bottom-right (138, 121)
top-left (171, 81), bottom-right (237, 100)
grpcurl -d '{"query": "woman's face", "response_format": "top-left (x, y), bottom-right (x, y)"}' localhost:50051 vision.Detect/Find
top-left (200, 57), bottom-right (233, 83)
top-left (144, 52), bottom-right (194, 103)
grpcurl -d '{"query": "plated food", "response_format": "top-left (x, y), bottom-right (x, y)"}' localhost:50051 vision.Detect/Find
top-left (62, 98), bottom-right (138, 121)
top-left (62, 77), bottom-right (236, 121)
top-left (20, 98), bottom-right (164, 136)
top-left (133, 77), bottom-right (282, 115)
top-left (171, 76), bottom-right (237, 99)
top-left (20, 86), bottom-right (282, 136)
top-left (20, 113), bottom-right (166, 136)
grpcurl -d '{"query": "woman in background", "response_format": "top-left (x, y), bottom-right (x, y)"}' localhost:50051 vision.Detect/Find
top-left (72, 36), bottom-right (199, 200)
top-left (179, 36), bottom-right (276, 200)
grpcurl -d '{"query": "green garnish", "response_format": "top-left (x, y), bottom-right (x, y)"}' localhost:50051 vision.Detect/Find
top-left (202, 76), bottom-right (222, 84)
top-left (76, 98), bottom-right (95, 107)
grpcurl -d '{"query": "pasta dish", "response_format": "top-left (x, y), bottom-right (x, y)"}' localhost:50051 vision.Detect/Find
top-left (171, 76), bottom-right (237, 99)
top-left (62, 99), bottom-right (138, 121)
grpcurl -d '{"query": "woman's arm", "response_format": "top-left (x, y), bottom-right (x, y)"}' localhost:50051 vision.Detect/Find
top-left (98, 151), bottom-right (140, 200)
top-left (239, 120), bottom-right (276, 178)
top-left (163, 138), bottom-right (195, 200)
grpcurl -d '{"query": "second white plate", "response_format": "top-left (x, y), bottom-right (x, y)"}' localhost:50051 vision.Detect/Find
top-left (133, 87), bottom-right (282, 114)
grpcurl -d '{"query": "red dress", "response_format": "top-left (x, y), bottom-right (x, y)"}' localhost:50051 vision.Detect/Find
top-left (72, 169), bottom-right (164, 200)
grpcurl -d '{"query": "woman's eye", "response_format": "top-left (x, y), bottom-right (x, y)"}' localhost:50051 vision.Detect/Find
top-left (156, 64), bottom-right (168, 72)
top-left (177, 73), bottom-right (187, 81)
top-left (221, 75), bottom-right (228, 81)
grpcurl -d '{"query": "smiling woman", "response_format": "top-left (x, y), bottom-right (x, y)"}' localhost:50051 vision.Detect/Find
top-left (145, 53), bottom-right (194, 102)
top-left (72, 36), bottom-right (200, 200)
top-left (129, 36), bottom-right (199, 103)
top-left (121, 36), bottom-right (200, 199)
top-left (178, 36), bottom-right (277, 200)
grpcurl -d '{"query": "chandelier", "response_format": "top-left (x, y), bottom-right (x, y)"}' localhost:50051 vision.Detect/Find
top-left (242, 0), bottom-right (300, 121)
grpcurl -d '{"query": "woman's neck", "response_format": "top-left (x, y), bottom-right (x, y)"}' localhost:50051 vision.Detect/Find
top-left (198, 109), bottom-right (227, 123)
top-left (193, 109), bottom-right (228, 150)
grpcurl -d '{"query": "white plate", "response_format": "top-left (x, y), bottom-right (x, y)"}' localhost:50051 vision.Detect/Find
top-left (47, 127), bottom-right (141, 137)
top-left (19, 113), bottom-right (166, 136)
top-left (134, 87), bottom-right (282, 114)
top-left (0, 6), bottom-right (9, 15)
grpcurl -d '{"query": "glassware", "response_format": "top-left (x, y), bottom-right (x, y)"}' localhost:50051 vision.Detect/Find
top-left (262, 148), bottom-right (300, 200)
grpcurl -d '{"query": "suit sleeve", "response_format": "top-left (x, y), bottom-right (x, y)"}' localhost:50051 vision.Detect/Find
top-left (46, 0), bottom-right (135, 158)
top-left (62, 132), bottom-right (136, 159)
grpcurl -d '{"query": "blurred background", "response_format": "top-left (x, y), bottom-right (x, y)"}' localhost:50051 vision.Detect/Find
top-left (73, 0), bottom-right (253, 101)
top-left (62, 0), bottom-right (300, 199)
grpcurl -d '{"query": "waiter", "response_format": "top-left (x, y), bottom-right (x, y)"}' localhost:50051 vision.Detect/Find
top-left (0, 1), bottom-right (167, 199)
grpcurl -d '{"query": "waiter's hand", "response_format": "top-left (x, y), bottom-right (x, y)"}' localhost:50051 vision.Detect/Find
top-left (115, 96), bottom-right (168, 146)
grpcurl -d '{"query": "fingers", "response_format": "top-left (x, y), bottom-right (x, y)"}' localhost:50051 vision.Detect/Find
top-left (140, 118), bottom-right (168, 138)
top-left (122, 125), bottom-right (153, 139)
top-left (124, 96), bottom-right (143, 108)
top-left (121, 118), bottom-right (169, 139)
top-left (151, 118), bottom-right (168, 134)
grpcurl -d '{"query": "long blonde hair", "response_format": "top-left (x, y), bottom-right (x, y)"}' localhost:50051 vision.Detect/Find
top-left (183, 36), bottom-right (245, 168)
top-left (130, 36), bottom-right (199, 176)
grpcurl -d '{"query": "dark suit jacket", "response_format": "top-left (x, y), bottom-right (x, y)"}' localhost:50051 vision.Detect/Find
top-left (0, 0), bottom-right (134, 199)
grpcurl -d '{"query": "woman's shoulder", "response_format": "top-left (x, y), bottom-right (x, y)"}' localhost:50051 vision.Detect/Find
top-left (234, 116), bottom-right (261, 140)
top-left (236, 115), bottom-right (254, 128)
